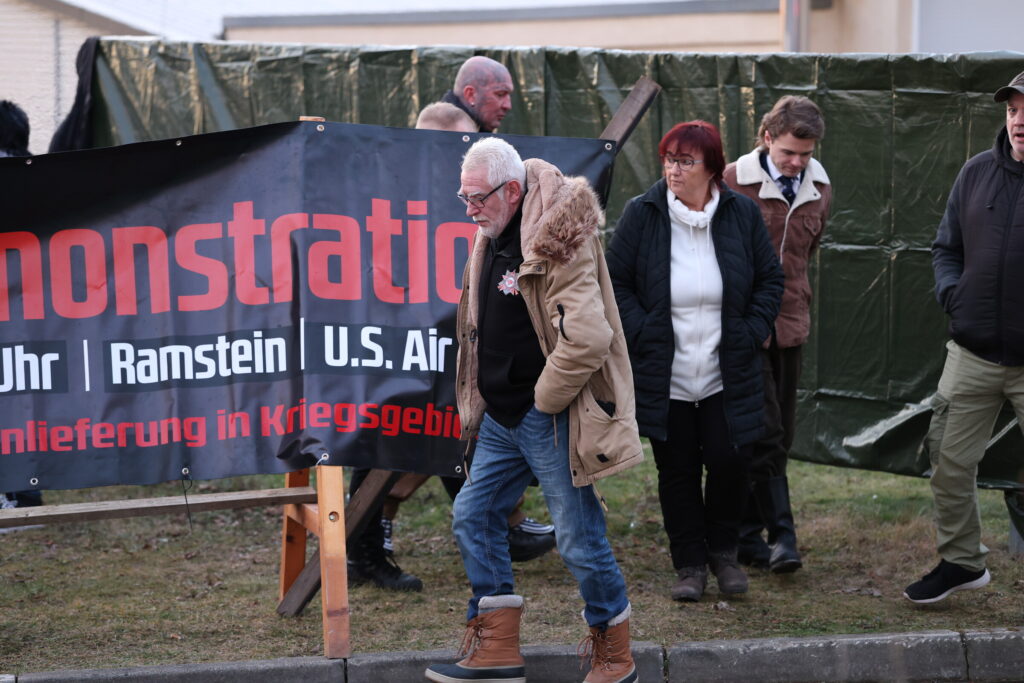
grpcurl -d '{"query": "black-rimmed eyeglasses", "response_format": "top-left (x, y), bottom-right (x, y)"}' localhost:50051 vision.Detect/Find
top-left (662, 157), bottom-right (704, 170)
top-left (457, 180), bottom-right (508, 208)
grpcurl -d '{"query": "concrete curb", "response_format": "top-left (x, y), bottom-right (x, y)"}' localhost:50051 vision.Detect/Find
top-left (963, 628), bottom-right (1024, 682)
top-left (16, 657), bottom-right (342, 682)
top-left (8, 629), bottom-right (1023, 682)
top-left (667, 630), bottom-right (967, 682)
top-left (347, 640), bottom-right (662, 682)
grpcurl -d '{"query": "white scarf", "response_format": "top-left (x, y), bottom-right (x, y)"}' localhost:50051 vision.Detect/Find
top-left (667, 184), bottom-right (720, 230)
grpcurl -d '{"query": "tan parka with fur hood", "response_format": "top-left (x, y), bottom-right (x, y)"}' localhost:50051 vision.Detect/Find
top-left (455, 158), bottom-right (643, 487)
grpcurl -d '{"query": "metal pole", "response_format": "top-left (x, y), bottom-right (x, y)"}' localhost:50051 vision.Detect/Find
top-left (781, 0), bottom-right (810, 53)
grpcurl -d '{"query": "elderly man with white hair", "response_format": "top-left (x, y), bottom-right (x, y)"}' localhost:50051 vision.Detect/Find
top-left (425, 138), bottom-right (643, 683)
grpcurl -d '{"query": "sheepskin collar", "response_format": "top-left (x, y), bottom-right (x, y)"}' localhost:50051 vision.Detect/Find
top-left (734, 146), bottom-right (831, 187)
top-left (520, 158), bottom-right (604, 266)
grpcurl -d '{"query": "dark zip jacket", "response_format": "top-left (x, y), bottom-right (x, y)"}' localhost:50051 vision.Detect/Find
top-left (606, 178), bottom-right (784, 445)
top-left (933, 127), bottom-right (1024, 366)
top-left (441, 90), bottom-right (488, 132)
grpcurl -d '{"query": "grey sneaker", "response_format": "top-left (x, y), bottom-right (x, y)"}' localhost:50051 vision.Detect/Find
top-left (671, 565), bottom-right (707, 602)
top-left (709, 550), bottom-right (748, 595)
top-left (380, 517), bottom-right (394, 556)
top-left (513, 517), bottom-right (555, 535)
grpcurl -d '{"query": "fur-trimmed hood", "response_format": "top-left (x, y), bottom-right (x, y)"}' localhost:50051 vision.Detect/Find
top-left (521, 158), bottom-right (604, 266)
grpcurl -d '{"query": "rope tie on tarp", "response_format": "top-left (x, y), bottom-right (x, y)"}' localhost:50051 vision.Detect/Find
top-left (180, 467), bottom-right (194, 532)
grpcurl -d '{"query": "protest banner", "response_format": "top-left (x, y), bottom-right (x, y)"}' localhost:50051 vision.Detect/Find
top-left (0, 121), bottom-right (615, 493)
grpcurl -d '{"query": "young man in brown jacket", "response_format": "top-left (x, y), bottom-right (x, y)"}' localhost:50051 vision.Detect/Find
top-left (723, 96), bottom-right (832, 575)
top-left (426, 137), bottom-right (642, 683)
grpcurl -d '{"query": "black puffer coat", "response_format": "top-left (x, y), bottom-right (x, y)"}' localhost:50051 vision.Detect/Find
top-left (606, 178), bottom-right (784, 445)
top-left (933, 127), bottom-right (1024, 366)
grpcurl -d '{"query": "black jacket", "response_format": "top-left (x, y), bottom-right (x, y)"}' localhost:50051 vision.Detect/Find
top-left (441, 90), bottom-right (487, 132)
top-left (606, 178), bottom-right (784, 445)
top-left (933, 127), bottom-right (1024, 366)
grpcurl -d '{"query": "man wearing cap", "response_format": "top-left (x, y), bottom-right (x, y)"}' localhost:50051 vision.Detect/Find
top-left (904, 70), bottom-right (1024, 604)
top-left (441, 56), bottom-right (513, 133)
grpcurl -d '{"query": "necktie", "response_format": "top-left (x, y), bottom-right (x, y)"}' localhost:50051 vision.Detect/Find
top-left (778, 175), bottom-right (796, 204)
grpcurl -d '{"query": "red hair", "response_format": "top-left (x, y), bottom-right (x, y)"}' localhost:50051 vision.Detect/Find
top-left (658, 120), bottom-right (725, 184)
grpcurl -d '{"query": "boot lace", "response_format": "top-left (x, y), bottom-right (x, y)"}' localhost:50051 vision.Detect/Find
top-left (377, 553), bottom-right (405, 578)
top-left (458, 604), bottom-right (526, 659)
top-left (459, 619), bottom-right (484, 658)
top-left (577, 628), bottom-right (616, 672)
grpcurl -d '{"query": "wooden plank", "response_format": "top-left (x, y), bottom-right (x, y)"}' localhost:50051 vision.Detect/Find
top-left (599, 76), bottom-right (662, 150)
top-left (277, 548), bottom-right (323, 617)
top-left (284, 501), bottom-right (320, 538)
top-left (0, 487), bottom-right (318, 528)
top-left (316, 465), bottom-right (350, 659)
top-left (343, 469), bottom-right (402, 539)
top-left (280, 470), bottom-right (312, 600)
top-left (276, 468), bottom-right (401, 617)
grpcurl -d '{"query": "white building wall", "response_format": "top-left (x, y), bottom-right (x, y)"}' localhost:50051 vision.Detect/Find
top-left (0, 0), bottom-right (136, 154)
top-left (915, 0), bottom-right (1020, 53)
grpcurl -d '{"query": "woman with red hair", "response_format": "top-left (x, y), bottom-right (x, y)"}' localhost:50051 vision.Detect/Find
top-left (607, 121), bottom-right (783, 602)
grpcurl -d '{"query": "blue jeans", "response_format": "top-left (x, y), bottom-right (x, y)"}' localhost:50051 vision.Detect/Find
top-left (452, 406), bottom-right (629, 627)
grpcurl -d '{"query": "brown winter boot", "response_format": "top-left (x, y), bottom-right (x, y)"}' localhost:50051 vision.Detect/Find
top-left (709, 549), bottom-right (748, 595)
top-left (670, 565), bottom-right (707, 602)
top-left (425, 595), bottom-right (525, 682)
top-left (579, 605), bottom-right (638, 683)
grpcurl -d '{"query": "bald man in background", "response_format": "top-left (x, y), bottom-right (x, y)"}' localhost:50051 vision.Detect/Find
top-left (441, 56), bottom-right (514, 133)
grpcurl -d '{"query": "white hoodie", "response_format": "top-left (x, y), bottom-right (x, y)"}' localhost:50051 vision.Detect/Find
top-left (667, 186), bottom-right (723, 402)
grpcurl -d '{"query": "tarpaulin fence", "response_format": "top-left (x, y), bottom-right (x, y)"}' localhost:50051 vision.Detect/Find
top-left (56, 40), bottom-right (1024, 488)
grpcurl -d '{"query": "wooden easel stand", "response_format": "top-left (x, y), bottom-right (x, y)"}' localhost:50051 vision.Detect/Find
top-left (276, 466), bottom-right (401, 658)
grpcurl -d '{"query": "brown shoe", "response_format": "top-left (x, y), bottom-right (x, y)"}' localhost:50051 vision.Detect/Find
top-left (671, 565), bottom-right (707, 602)
top-left (709, 550), bottom-right (748, 595)
top-left (425, 595), bottom-right (525, 682)
top-left (579, 605), bottom-right (637, 683)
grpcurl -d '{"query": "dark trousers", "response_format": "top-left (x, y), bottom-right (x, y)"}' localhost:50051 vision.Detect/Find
top-left (650, 393), bottom-right (752, 569)
top-left (347, 467), bottom-right (385, 558)
top-left (749, 343), bottom-right (803, 480)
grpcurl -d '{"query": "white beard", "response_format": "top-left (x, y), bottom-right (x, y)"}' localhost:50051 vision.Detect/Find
top-left (475, 213), bottom-right (510, 240)
top-left (476, 222), bottom-right (503, 239)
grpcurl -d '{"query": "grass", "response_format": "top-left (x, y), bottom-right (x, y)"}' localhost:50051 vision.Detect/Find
top-left (1, 452), bottom-right (1022, 675)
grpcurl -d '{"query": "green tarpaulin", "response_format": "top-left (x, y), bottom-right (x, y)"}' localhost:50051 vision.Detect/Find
top-left (71, 39), bottom-right (1024, 489)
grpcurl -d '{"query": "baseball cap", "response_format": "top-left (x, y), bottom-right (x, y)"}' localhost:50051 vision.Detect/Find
top-left (993, 70), bottom-right (1024, 102)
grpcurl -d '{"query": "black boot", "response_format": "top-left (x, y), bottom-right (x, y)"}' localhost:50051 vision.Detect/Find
top-left (508, 517), bottom-right (557, 562)
top-left (737, 486), bottom-right (770, 569)
top-left (348, 516), bottom-right (423, 592)
top-left (763, 476), bottom-right (802, 574)
top-left (348, 544), bottom-right (423, 592)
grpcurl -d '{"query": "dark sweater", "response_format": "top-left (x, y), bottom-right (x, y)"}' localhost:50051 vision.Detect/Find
top-left (477, 207), bottom-right (545, 427)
